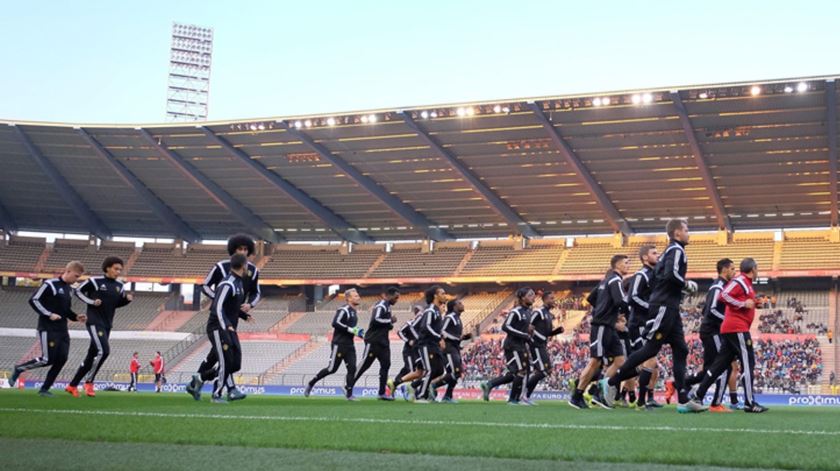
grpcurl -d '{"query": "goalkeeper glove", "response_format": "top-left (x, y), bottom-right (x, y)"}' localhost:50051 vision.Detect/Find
top-left (349, 326), bottom-right (366, 337)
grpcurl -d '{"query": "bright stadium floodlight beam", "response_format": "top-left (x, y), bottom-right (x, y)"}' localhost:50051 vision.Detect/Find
top-left (631, 94), bottom-right (642, 104)
top-left (456, 107), bottom-right (466, 117)
top-left (465, 107), bottom-right (475, 116)
top-left (294, 120), bottom-right (303, 129)
top-left (420, 110), bottom-right (429, 119)
top-left (751, 85), bottom-right (761, 96)
top-left (430, 111), bottom-right (438, 118)
top-left (797, 82), bottom-right (808, 93)
top-left (593, 97), bottom-right (602, 106)
top-left (361, 115), bottom-right (369, 123)
top-left (368, 114), bottom-right (377, 123)
top-left (327, 117), bottom-right (336, 126)
top-left (304, 119), bottom-right (312, 128)
top-left (784, 86), bottom-right (794, 93)
top-left (602, 97), bottom-right (610, 106)
top-left (493, 105), bottom-right (502, 113)
top-left (699, 92), bottom-right (709, 99)
top-left (642, 93), bottom-right (653, 104)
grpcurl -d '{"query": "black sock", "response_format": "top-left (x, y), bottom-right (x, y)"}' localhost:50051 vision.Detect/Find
top-left (648, 389), bottom-right (655, 402)
top-left (637, 369), bottom-right (652, 405)
top-left (628, 390), bottom-right (637, 403)
top-left (573, 388), bottom-right (584, 400)
top-left (730, 392), bottom-right (738, 404)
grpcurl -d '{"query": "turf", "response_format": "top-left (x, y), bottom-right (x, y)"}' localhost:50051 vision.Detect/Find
top-left (1, 390), bottom-right (838, 471)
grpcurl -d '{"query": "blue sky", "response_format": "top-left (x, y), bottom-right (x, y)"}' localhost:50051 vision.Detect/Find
top-left (1, 1), bottom-right (838, 124)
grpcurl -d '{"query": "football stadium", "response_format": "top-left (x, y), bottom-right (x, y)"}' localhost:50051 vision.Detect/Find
top-left (2, 4), bottom-right (840, 470)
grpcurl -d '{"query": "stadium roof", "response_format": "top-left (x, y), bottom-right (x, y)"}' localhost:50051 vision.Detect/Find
top-left (1, 74), bottom-right (839, 243)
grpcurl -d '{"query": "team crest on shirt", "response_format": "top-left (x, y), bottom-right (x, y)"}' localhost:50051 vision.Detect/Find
top-left (49, 341), bottom-right (55, 347)
top-left (656, 332), bottom-right (663, 340)
top-left (369, 353), bottom-right (374, 358)
top-left (337, 352), bottom-right (342, 358)
top-left (247, 270), bottom-right (253, 277)
top-left (223, 344), bottom-right (229, 351)
top-left (98, 331), bottom-right (104, 337)
top-left (58, 288), bottom-right (64, 294)
top-left (747, 339), bottom-right (752, 346)
top-left (100, 285), bottom-right (107, 291)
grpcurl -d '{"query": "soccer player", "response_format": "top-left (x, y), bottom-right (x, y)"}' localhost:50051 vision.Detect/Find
top-left (188, 234), bottom-right (260, 397)
top-left (390, 305), bottom-right (424, 400)
top-left (195, 253), bottom-right (249, 403)
top-left (354, 287), bottom-right (400, 401)
top-left (128, 352), bottom-right (140, 392)
top-left (689, 258), bottom-right (767, 413)
top-left (431, 299), bottom-right (473, 403)
top-left (685, 258), bottom-right (736, 412)
top-left (66, 256), bottom-right (133, 397)
top-left (568, 256), bottom-right (629, 410)
top-left (150, 351), bottom-right (165, 393)
top-left (481, 287), bottom-right (535, 405)
top-left (524, 291), bottom-right (564, 403)
top-left (305, 288), bottom-right (365, 400)
top-left (413, 285), bottom-right (447, 403)
top-left (602, 219), bottom-right (705, 413)
top-left (626, 245), bottom-right (663, 409)
top-left (9, 261), bottom-right (87, 397)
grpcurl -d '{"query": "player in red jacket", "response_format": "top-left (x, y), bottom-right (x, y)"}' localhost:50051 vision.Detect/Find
top-left (128, 352), bottom-right (140, 392)
top-left (689, 258), bottom-right (767, 413)
top-left (150, 352), bottom-right (164, 393)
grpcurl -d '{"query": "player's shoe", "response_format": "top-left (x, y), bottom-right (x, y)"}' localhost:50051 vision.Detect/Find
top-left (227, 387), bottom-right (247, 401)
top-left (599, 379), bottom-right (617, 408)
top-left (709, 404), bottom-right (732, 413)
top-left (728, 402), bottom-right (744, 411)
top-left (211, 396), bottom-right (228, 404)
top-left (440, 397), bottom-right (458, 404)
top-left (677, 399), bottom-right (707, 413)
top-left (346, 395), bottom-right (357, 402)
top-left (377, 394), bottom-right (395, 401)
top-left (646, 399), bottom-right (664, 408)
top-left (480, 382), bottom-right (490, 401)
top-left (414, 399), bottom-right (430, 404)
top-left (83, 382), bottom-right (96, 397)
top-left (507, 400), bottom-right (520, 406)
top-left (744, 403), bottom-right (768, 413)
top-left (520, 398), bottom-right (537, 406)
top-left (567, 395), bottom-right (589, 410)
top-left (186, 374), bottom-right (202, 401)
top-left (404, 383), bottom-right (414, 402)
top-left (303, 383), bottom-right (312, 398)
top-left (8, 368), bottom-right (20, 388)
top-left (64, 385), bottom-right (79, 398)
top-left (38, 390), bottom-right (54, 398)
top-left (386, 379), bottom-right (396, 398)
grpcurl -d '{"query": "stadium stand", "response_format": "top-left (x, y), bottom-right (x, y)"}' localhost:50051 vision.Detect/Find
top-left (261, 244), bottom-right (382, 279)
top-left (370, 243), bottom-right (468, 278)
top-left (0, 236), bottom-right (45, 273)
top-left (460, 241), bottom-right (563, 276)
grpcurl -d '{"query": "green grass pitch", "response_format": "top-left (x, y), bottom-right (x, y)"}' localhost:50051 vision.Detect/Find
top-left (1, 390), bottom-right (838, 470)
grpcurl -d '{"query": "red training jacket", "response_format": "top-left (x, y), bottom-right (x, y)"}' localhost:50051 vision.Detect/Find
top-left (150, 356), bottom-right (164, 374)
top-left (130, 358), bottom-right (140, 373)
top-left (719, 274), bottom-right (755, 334)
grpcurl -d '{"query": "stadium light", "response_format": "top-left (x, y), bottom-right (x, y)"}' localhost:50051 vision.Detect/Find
top-left (602, 97), bottom-right (610, 106)
top-left (797, 82), bottom-right (808, 93)
top-left (456, 107), bottom-right (466, 117)
top-left (593, 97), bottom-right (602, 106)
top-left (751, 85), bottom-right (762, 96)
top-left (699, 92), bottom-right (709, 99)
top-left (493, 105), bottom-right (502, 113)
top-left (294, 120), bottom-right (303, 129)
top-left (326, 117), bottom-right (336, 126)
top-left (420, 110), bottom-right (429, 119)
top-left (631, 94), bottom-right (642, 104)
top-left (304, 119), bottom-right (312, 128)
top-left (642, 93), bottom-right (653, 104)
top-left (368, 114), bottom-right (377, 123)
top-left (430, 111), bottom-right (438, 118)
top-left (360, 115), bottom-right (369, 123)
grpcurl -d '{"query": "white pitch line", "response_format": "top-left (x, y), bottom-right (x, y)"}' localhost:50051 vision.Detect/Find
top-left (0, 407), bottom-right (838, 437)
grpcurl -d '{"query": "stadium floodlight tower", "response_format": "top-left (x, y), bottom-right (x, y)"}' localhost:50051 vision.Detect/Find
top-left (165, 22), bottom-right (213, 121)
